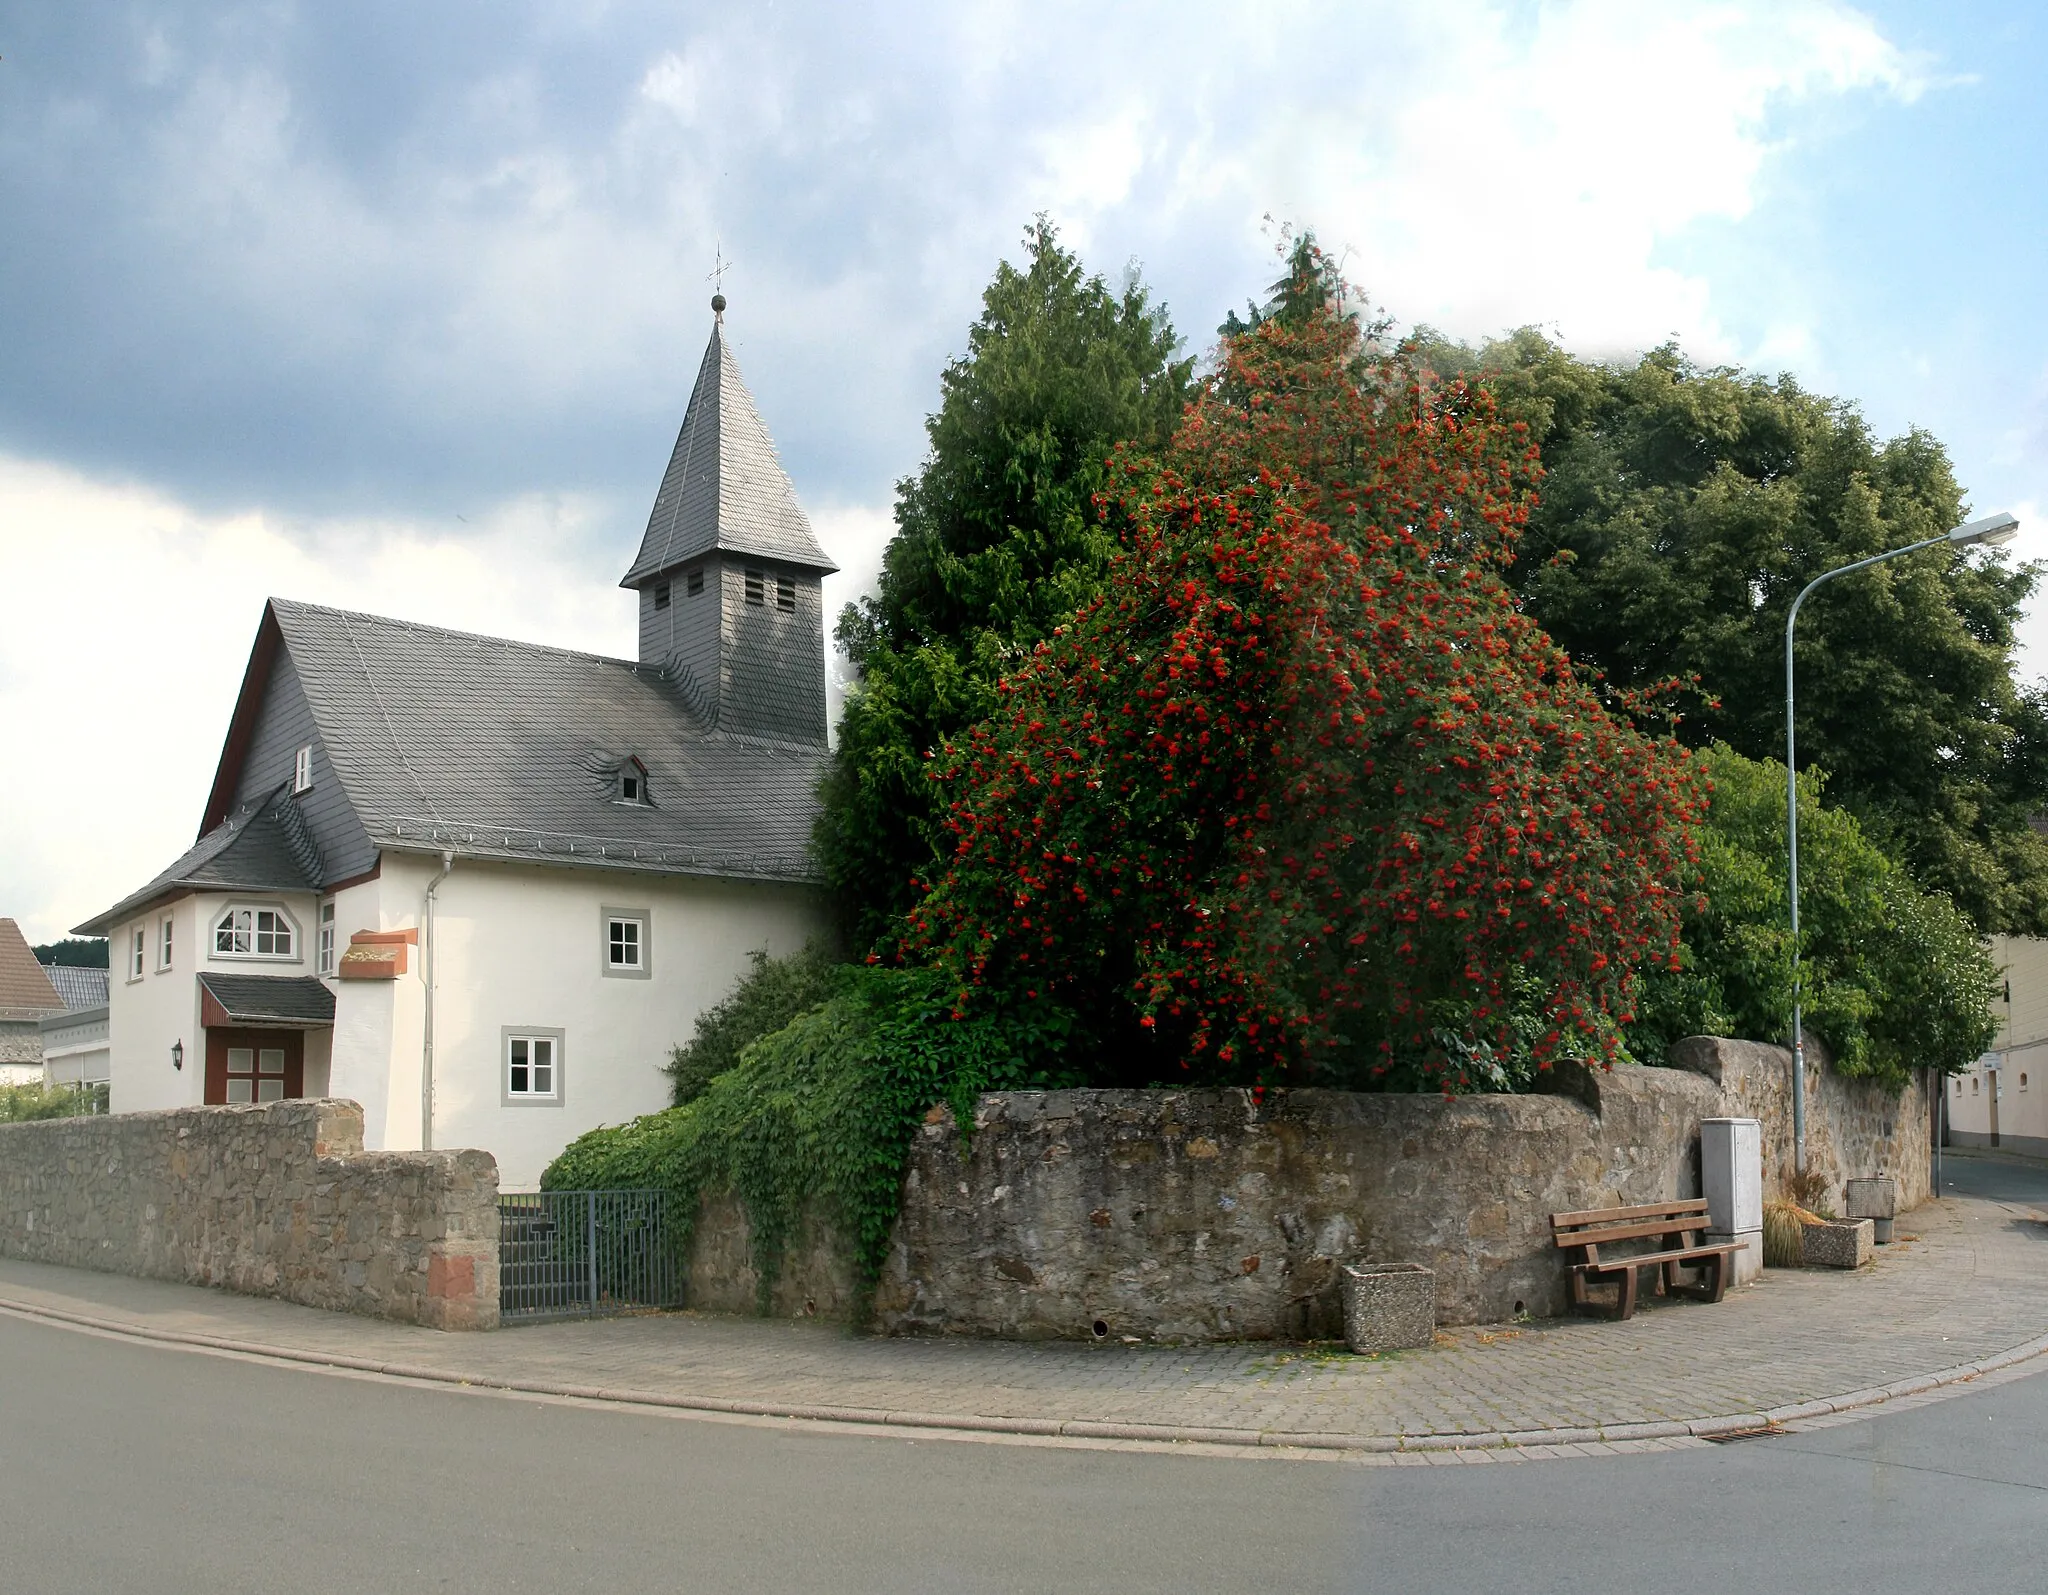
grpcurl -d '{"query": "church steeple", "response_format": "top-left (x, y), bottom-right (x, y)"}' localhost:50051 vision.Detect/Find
top-left (624, 298), bottom-right (834, 747)
top-left (622, 298), bottom-right (837, 588)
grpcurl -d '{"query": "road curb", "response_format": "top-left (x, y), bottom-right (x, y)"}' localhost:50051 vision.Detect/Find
top-left (6, 1290), bottom-right (2048, 1455)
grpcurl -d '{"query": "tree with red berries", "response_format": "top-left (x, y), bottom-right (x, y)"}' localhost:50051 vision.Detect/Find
top-left (904, 244), bottom-right (1705, 1091)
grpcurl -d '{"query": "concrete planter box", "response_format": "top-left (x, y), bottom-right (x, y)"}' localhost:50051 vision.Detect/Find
top-left (1342, 1262), bottom-right (1436, 1353)
top-left (1801, 1218), bottom-right (1874, 1270)
top-left (1845, 1176), bottom-right (1897, 1244)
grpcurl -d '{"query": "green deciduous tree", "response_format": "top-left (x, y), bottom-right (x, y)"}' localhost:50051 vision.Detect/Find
top-left (1632, 745), bottom-right (1998, 1087)
top-left (819, 219), bottom-right (1195, 954)
top-left (1414, 330), bottom-right (2048, 933)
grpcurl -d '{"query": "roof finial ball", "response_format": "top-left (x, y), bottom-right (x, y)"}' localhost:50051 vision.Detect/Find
top-left (711, 292), bottom-right (726, 318)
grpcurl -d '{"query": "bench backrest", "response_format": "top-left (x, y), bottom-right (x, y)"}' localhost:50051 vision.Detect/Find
top-left (1551, 1198), bottom-right (1711, 1255)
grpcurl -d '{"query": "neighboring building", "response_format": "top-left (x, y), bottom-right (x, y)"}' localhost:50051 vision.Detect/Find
top-left (40, 964), bottom-right (111, 1095)
top-left (76, 299), bottom-right (835, 1187)
top-left (1946, 933), bottom-right (2048, 1158)
top-left (0, 918), bottom-right (67, 1086)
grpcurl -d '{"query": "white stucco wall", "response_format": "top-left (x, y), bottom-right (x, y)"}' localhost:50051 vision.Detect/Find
top-left (1947, 934), bottom-right (2048, 1157)
top-left (109, 890), bottom-right (324, 1113)
top-left (363, 850), bottom-right (823, 1189)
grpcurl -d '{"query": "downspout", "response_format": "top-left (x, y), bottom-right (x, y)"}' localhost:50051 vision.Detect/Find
top-left (422, 850), bottom-right (454, 1151)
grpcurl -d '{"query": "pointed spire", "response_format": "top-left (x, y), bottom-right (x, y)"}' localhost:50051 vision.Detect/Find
top-left (621, 297), bottom-right (835, 589)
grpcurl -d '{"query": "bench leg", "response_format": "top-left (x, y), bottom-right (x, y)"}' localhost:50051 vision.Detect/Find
top-left (1611, 1266), bottom-right (1640, 1322)
top-left (1698, 1251), bottom-right (1729, 1305)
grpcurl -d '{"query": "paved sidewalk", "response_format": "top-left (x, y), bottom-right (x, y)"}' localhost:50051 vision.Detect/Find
top-left (5, 1153), bottom-right (2048, 1452)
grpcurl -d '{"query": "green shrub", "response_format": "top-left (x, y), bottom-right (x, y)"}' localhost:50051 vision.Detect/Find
top-left (663, 943), bottom-right (839, 1106)
top-left (0, 1082), bottom-right (107, 1122)
top-left (1630, 745), bottom-right (1999, 1086)
top-left (549, 965), bottom-right (1075, 1310)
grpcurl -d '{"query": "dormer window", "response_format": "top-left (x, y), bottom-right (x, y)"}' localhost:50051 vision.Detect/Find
top-left (293, 744), bottom-right (313, 793)
top-left (615, 757), bottom-right (650, 805)
top-left (745, 568), bottom-right (765, 606)
top-left (654, 581), bottom-right (671, 610)
top-left (214, 905), bottom-right (297, 959)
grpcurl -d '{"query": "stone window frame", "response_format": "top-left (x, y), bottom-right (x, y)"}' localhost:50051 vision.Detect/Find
top-left (502, 1027), bottom-right (565, 1107)
top-left (601, 906), bottom-right (651, 980)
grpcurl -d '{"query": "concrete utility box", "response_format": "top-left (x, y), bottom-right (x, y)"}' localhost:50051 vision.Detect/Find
top-left (1701, 1117), bottom-right (1764, 1285)
top-left (1845, 1175), bottom-right (1897, 1244)
top-left (1341, 1263), bottom-right (1436, 1353)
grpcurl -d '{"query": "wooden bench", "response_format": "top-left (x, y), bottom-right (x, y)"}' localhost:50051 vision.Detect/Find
top-left (1551, 1199), bottom-right (1746, 1321)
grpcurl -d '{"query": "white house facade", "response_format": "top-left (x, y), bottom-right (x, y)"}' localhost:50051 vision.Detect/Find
top-left (80, 299), bottom-right (835, 1189)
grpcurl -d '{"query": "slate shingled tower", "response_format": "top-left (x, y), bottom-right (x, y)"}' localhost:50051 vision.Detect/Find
top-left (621, 295), bottom-right (837, 746)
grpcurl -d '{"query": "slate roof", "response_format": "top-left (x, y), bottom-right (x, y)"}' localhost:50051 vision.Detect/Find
top-left (265, 599), bottom-right (825, 886)
top-left (0, 918), bottom-right (65, 1020)
top-left (41, 965), bottom-right (110, 1011)
top-left (198, 972), bottom-right (337, 1027)
top-left (621, 306), bottom-right (837, 584)
top-left (75, 785), bottom-right (325, 936)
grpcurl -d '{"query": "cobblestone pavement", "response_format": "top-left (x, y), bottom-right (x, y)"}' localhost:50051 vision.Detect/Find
top-left (5, 1155), bottom-right (2047, 1447)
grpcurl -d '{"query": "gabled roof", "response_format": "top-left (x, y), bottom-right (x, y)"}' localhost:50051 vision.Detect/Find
top-left (0, 918), bottom-right (65, 1020)
top-left (190, 599), bottom-right (826, 891)
top-left (74, 785), bottom-right (324, 936)
top-left (41, 965), bottom-right (110, 1011)
top-left (621, 304), bottom-right (837, 584)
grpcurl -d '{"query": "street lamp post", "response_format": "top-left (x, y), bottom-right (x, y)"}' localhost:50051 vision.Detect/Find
top-left (1784, 511), bottom-right (2019, 1172)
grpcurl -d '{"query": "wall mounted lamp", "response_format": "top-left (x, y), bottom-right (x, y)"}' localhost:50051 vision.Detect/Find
top-left (171, 1039), bottom-right (184, 1071)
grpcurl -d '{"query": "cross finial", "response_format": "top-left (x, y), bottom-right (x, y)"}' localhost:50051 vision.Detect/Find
top-left (707, 245), bottom-right (730, 317)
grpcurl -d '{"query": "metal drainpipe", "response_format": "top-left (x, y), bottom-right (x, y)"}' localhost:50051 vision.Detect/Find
top-left (422, 850), bottom-right (454, 1151)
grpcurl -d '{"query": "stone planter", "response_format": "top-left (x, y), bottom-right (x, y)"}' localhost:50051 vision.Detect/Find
top-left (1801, 1218), bottom-right (1874, 1270)
top-left (1342, 1262), bottom-right (1436, 1353)
top-left (1845, 1176), bottom-right (1897, 1244)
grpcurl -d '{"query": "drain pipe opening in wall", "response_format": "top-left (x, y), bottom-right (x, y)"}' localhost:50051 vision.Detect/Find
top-left (422, 850), bottom-right (454, 1151)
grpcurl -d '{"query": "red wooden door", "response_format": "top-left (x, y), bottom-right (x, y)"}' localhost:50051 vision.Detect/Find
top-left (204, 1029), bottom-right (305, 1105)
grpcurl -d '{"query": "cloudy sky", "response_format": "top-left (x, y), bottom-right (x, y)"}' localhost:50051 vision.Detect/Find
top-left (3, 0), bottom-right (2044, 944)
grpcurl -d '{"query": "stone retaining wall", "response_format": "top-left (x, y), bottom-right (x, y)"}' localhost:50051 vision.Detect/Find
top-left (0, 1099), bottom-right (499, 1329)
top-left (687, 1037), bottom-right (1934, 1339)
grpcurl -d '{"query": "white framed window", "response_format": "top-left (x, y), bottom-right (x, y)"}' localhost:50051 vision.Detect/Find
top-left (503, 1029), bottom-right (564, 1104)
top-left (157, 916), bottom-right (174, 972)
top-left (128, 928), bottom-right (146, 981)
top-left (317, 900), bottom-right (336, 976)
top-left (293, 744), bottom-right (314, 794)
top-left (600, 907), bottom-right (651, 980)
top-left (212, 904), bottom-right (298, 960)
top-left (224, 1046), bottom-right (288, 1104)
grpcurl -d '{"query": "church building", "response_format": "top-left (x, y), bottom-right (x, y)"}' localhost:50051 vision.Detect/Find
top-left (78, 297), bottom-right (834, 1188)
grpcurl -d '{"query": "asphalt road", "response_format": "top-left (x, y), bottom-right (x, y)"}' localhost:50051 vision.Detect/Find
top-left (4, 1150), bottom-right (2045, 1594)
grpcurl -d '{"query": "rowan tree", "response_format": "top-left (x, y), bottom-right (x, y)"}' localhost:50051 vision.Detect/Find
top-left (905, 246), bottom-right (1705, 1090)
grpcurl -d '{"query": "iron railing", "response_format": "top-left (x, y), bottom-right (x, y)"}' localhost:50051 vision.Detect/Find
top-left (497, 1189), bottom-right (684, 1322)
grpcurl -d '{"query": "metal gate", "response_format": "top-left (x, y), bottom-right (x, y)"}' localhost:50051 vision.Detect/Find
top-left (497, 1189), bottom-right (684, 1322)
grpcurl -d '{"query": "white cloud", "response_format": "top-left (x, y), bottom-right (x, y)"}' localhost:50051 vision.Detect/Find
top-left (0, 457), bottom-right (630, 944)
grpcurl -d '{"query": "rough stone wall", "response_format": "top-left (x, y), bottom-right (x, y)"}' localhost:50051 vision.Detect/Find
top-left (869, 1066), bottom-right (1718, 1337)
top-left (0, 1019), bottom-right (42, 1066)
top-left (1668, 1036), bottom-right (1932, 1210)
top-left (682, 1036), bottom-right (1938, 1340)
top-left (0, 1099), bottom-right (499, 1330)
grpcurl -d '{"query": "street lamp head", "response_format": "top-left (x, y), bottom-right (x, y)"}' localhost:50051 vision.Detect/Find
top-left (1948, 511), bottom-right (2021, 548)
